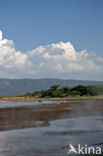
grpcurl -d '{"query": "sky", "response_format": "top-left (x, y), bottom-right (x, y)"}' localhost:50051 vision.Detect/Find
top-left (0, 0), bottom-right (103, 80)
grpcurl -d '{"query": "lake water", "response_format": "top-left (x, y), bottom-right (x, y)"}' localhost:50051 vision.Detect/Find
top-left (0, 100), bottom-right (60, 108)
top-left (0, 100), bottom-right (103, 156)
top-left (0, 100), bottom-right (85, 108)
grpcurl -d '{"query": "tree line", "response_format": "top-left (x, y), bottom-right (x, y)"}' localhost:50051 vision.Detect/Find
top-left (24, 84), bottom-right (101, 98)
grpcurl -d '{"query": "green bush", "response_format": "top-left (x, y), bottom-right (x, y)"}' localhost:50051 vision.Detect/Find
top-left (24, 84), bottom-right (100, 98)
top-left (71, 90), bottom-right (81, 96)
top-left (97, 85), bottom-right (103, 95)
top-left (50, 84), bottom-right (60, 90)
top-left (40, 90), bottom-right (49, 97)
top-left (51, 90), bottom-right (62, 97)
top-left (86, 85), bottom-right (98, 96)
top-left (71, 85), bottom-right (87, 96)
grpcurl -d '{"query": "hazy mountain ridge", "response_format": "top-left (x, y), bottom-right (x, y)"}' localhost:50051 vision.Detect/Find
top-left (0, 78), bottom-right (103, 96)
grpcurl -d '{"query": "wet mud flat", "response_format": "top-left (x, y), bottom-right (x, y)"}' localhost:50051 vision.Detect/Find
top-left (0, 98), bottom-right (103, 131)
top-left (0, 102), bottom-right (76, 131)
top-left (0, 99), bottom-right (103, 156)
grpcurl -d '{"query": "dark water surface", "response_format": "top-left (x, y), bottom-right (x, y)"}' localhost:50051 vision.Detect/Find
top-left (0, 100), bottom-right (103, 156)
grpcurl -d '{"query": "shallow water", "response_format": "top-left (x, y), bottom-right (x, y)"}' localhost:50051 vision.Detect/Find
top-left (0, 100), bottom-right (103, 156)
top-left (0, 115), bottom-right (103, 156)
top-left (0, 100), bottom-right (60, 108)
top-left (0, 100), bottom-right (85, 108)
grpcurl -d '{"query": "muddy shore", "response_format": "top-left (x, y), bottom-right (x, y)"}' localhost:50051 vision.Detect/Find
top-left (0, 98), bottom-right (103, 131)
top-left (0, 101), bottom-right (83, 131)
top-left (0, 104), bottom-right (69, 131)
top-left (0, 95), bottom-right (103, 102)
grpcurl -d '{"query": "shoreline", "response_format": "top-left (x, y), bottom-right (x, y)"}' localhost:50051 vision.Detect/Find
top-left (0, 95), bottom-right (103, 102)
top-left (0, 102), bottom-right (76, 131)
top-left (0, 98), bottom-right (103, 131)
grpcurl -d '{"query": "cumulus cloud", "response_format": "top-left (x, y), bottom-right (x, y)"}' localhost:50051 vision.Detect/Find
top-left (28, 42), bottom-right (102, 75)
top-left (0, 30), bottom-right (103, 79)
top-left (0, 30), bottom-right (34, 77)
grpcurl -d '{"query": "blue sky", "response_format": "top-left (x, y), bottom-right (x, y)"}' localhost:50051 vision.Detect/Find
top-left (0, 0), bottom-right (103, 54)
top-left (0, 0), bottom-right (103, 80)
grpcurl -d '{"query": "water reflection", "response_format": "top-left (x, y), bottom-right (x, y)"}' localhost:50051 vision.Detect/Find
top-left (0, 115), bottom-right (103, 156)
top-left (0, 100), bottom-right (60, 108)
top-left (0, 99), bottom-right (103, 156)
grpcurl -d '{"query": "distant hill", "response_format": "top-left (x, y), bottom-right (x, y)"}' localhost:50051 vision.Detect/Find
top-left (0, 78), bottom-right (103, 96)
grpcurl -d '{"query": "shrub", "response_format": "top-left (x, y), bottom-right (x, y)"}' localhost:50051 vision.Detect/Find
top-left (71, 85), bottom-right (87, 96)
top-left (40, 90), bottom-right (49, 97)
top-left (71, 90), bottom-right (81, 96)
top-left (50, 84), bottom-right (60, 90)
top-left (86, 85), bottom-right (98, 96)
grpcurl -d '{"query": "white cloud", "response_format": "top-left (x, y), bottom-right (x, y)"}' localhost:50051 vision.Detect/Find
top-left (0, 30), bottom-right (3, 40)
top-left (0, 30), bottom-right (103, 80)
top-left (0, 30), bottom-right (34, 77)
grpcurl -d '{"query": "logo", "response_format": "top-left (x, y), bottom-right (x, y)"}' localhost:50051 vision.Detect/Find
top-left (68, 144), bottom-right (102, 155)
top-left (68, 144), bottom-right (78, 154)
